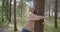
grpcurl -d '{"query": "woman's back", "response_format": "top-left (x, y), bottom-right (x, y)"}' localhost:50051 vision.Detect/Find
top-left (23, 12), bottom-right (35, 31)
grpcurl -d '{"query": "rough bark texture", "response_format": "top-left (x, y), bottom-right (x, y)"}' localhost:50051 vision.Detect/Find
top-left (34, 0), bottom-right (45, 32)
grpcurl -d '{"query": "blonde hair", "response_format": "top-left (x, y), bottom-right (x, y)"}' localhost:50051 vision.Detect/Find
top-left (29, 6), bottom-right (35, 12)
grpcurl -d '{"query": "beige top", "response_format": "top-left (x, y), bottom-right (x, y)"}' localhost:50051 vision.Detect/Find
top-left (23, 12), bottom-right (40, 31)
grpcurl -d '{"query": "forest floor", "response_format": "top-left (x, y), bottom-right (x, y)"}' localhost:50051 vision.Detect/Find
top-left (0, 16), bottom-right (60, 32)
top-left (0, 7), bottom-right (60, 32)
top-left (0, 16), bottom-right (26, 32)
top-left (44, 18), bottom-right (60, 32)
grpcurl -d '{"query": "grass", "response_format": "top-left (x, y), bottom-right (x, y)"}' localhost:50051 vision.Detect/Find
top-left (44, 17), bottom-right (60, 32)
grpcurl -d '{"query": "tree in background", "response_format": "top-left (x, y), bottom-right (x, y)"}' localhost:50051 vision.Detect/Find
top-left (14, 0), bottom-right (17, 31)
top-left (6, 0), bottom-right (12, 22)
top-left (17, 0), bottom-right (27, 17)
top-left (21, 0), bottom-right (23, 17)
top-left (1, 0), bottom-right (5, 22)
top-left (55, 0), bottom-right (58, 28)
top-left (49, 5), bottom-right (51, 18)
top-left (8, 0), bottom-right (12, 22)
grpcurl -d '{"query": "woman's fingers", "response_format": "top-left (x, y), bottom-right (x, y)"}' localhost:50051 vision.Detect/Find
top-left (40, 16), bottom-right (48, 19)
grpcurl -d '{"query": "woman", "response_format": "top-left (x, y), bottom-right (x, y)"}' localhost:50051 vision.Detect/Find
top-left (22, 7), bottom-right (47, 32)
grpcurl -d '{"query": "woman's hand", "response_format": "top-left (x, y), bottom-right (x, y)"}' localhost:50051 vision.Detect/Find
top-left (39, 16), bottom-right (48, 19)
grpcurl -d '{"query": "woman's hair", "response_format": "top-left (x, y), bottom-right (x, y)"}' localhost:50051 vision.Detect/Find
top-left (29, 6), bottom-right (35, 12)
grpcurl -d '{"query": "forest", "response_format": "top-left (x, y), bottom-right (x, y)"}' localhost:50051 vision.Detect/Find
top-left (0, 0), bottom-right (60, 32)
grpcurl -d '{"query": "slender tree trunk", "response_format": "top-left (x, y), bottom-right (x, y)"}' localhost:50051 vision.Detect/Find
top-left (5, 0), bottom-right (9, 21)
top-left (2, 6), bottom-right (4, 22)
top-left (14, 0), bottom-right (17, 31)
top-left (8, 0), bottom-right (10, 22)
top-left (2, 0), bottom-right (5, 22)
top-left (9, 0), bottom-right (12, 22)
top-left (34, 0), bottom-right (45, 32)
top-left (18, 1), bottom-right (21, 17)
top-left (18, 2), bottom-right (20, 17)
top-left (52, 7), bottom-right (54, 17)
top-left (21, 0), bottom-right (23, 17)
top-left (49, 5), bottom-right (50, 18)
top-left (52, 8), bottom-right (53, 17)
top-left (55, 0), bottom-right (58, 28)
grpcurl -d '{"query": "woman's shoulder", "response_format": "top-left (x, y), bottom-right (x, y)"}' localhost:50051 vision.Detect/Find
top-left (29, 12), bottom-right (34, 15)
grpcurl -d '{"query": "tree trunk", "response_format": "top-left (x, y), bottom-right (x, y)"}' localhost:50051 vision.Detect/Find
top-left (2, 0), bottom-right (5, 22)
top-left (49, 5), bottom-right (50, 18)
top-left (14, 0), bottom-right (17, 31)
top-left (8, 0), bottom-right (12, 22)
top-left (5, 0), bottom-right (9, 21)
top-left (52, 8), bottom-right (53, 17)
top-left (34, 0), bottom-right (45, 32)
top-left (8, 0), bottom-right (10, 22)
top-left (21, 0), bottom-right (23, 17)
top-left (18, 1), bottom-right (21, 17)
top-left (55, 0), bottom-right (58, 28)
top-left (9, 0), bottom-right (12, 22)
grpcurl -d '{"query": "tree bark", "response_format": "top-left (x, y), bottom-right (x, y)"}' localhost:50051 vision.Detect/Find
top-left (55, 0), bottom-right (58, 28)
top-left (14, 0), bottom-right (17, 31)
top-left (34, 0), bottom-right (45, 32)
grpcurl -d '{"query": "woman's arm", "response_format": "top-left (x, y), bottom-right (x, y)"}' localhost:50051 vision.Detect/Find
top-left (34, 15), bottom-right (47, 19)
top-left (28, 13), bottom-right (47, 21)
